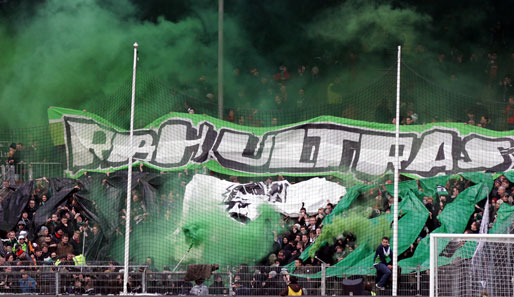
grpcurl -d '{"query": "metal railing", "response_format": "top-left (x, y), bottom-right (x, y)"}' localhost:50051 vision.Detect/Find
top-left (226, 265), bottom-right (429, 296)
top-left (0, 264), bottom-right (429, 295)
top-left (0, 265), bottom-right (149, 295)
top-left (1, 163), bottom-right (64, 183)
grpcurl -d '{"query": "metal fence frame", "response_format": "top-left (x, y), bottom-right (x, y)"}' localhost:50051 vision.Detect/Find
top-left (0, 264), bottom-right (429, 296)
top-left (1, 163), bottom-right (64, 183)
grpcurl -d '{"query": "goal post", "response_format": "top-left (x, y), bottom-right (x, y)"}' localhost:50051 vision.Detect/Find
top-left (430, 233), bottom-right (514, 297)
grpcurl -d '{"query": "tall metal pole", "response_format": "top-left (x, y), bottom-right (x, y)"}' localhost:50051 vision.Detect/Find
top-left (82, 230), bottom-right (86, 256)
top-left (429, 233), bottom-right (436, 297)
top-left (123, 42), bottom-right (138, 295)
top-left (217, 0), bottom-right (224, 119)
top-left (392, 45), bottom-right (401, 296)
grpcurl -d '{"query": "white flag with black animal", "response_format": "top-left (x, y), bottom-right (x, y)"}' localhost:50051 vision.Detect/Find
top-left (182, 175), bottom-right (346, 221)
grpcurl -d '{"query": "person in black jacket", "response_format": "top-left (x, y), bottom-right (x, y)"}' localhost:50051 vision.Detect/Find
top-left (209, 275), bottom-right (227, 295)
top-left (373, 237), bottom-right (392, 290)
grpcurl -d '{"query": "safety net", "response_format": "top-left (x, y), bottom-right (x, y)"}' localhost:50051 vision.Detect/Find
top-left (1, 58), bottom-right (514, 281)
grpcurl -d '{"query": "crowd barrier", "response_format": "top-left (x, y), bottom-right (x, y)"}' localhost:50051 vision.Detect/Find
top-left (0, 264), bottom-right (430, 296)
top-left (1, 163), bottom-right (64, 183)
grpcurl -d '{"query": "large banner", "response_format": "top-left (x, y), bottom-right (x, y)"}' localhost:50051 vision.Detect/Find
top-left (49, 107), bottom-right (514, 179)
top-left (182, 175), bottom-right (346, 220)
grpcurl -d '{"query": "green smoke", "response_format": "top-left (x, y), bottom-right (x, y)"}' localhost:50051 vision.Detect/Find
top-left (176, 202), bottom-right (283, 266)
top-left (1, 0), bottom-right (507, 130)
top-left (106, 191), bottom-right (283, 267)
top-left (0, 0), bottom-right (220, 128)
top-left (308, 1), bottom-right (431, 53)
top-left (309, 208), bottom-right (391, 258)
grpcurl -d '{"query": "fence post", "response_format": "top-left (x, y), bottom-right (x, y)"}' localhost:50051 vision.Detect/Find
top-left (508, 243), bottom-right (514, 297)
top-left (55, 270), bottom-right (59, 295)
top-left (416, 265), bottom-right (421, 296)
top-left (228, 265), bottom-right (233, 296)
top-left (321, 263), bottom-right (326, 296)
top-left (142, 267), bottom-right (147, 293)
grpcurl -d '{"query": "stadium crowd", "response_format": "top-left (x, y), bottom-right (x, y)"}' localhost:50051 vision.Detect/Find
top-left (180, 46), bottom-right (514, 131)
top-left (0, 88), bottom-right (513, 295)
top-left (267, 173), bottom-right (513, 268)
top-left (1, 39), bottom-right (514, 294)
top-left (0, 154), bottom-right (512, 295)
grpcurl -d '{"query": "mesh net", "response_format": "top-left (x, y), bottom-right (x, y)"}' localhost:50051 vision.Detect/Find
top-left (1, 54), bottom-right (514, 296)
top-left (433, 233), bottom-right (514, 297)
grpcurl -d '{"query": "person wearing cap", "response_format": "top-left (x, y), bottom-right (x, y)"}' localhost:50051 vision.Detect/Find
top-left (262, 270), bottom-right (280, 295)
top-left (19, 230), bottom-right (37, 255)
top-left (17, 250), bottom-right (34, 266)
top-left (36, 226), bottom-right (49, 246)
top-left (16, 220), bottom-right (27, 235)
top-left (13, 235), bottom-right (28, 254)
top-left (279, 275), bottom-right (304, 296)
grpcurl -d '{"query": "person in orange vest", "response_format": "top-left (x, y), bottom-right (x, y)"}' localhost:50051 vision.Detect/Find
top-left (279, 275), bottom-right (304, 296)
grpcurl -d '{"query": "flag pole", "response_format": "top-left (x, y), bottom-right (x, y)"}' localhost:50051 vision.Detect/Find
top-left (217, 0), bottom-right (224, 119)
top-left (123, 42), bottom-right (138, 295)
top-left (392, 45), bottom-right (401, 297)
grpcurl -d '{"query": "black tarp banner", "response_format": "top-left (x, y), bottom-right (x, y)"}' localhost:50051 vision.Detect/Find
top-left (0, 171), bottom-right (164, 260)
top-left (0, 182), bottom-right (33, 231)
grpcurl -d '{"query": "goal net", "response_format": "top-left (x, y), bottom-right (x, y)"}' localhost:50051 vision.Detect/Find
top-left (430, 233), bottom-right (514, 297)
